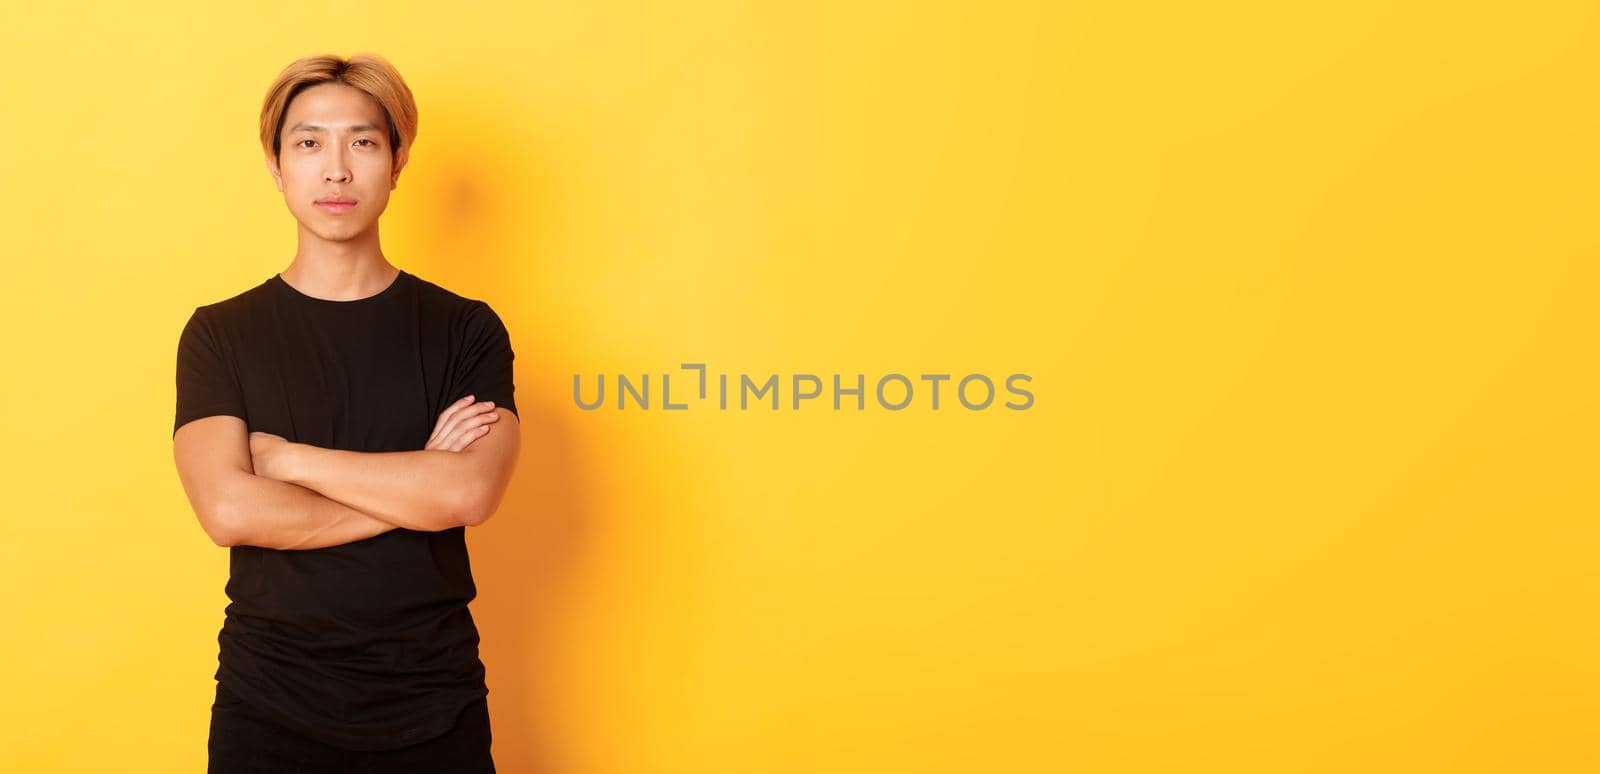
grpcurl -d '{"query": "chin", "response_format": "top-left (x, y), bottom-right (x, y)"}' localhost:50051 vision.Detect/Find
top-left (294, 216), bottom-right (372, 241)
top-left (322, 226), bottom-right (370, 242)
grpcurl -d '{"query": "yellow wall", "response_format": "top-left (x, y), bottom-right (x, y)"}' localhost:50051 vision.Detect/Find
top-left (2, 1), bottom-right (1596, 771)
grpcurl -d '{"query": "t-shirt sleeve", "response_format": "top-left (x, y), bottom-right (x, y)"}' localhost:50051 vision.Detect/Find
top-left (449, 301), bottom-right (518, 417)
top-left (174, 306), bottom-right (248, 437)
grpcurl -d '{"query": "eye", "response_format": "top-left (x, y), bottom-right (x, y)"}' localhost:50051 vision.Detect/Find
top-left (355, 138), bottom-right (376, 147)
top-left (296, 139), bottom-right (317, 149)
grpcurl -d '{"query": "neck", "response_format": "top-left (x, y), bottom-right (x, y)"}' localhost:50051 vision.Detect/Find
top-left (282, 219), bottom-right (399, 300)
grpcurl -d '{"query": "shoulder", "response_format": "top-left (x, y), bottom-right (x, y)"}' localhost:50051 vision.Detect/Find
top-left (179, 280), bottom-right (273, 351)
top-left (189, 278), bottom-right (274, 327)
top-left (408, 272), bottom-right (509, 327)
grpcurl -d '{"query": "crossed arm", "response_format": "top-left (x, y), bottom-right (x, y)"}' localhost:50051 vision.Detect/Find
top-left (173, 397), bottom-right (520, 550)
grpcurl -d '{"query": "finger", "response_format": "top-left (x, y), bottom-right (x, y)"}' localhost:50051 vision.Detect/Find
top-left (429, 395), bottom-right (479, 440)
top-left (449, 424), bottom-right (492, 452)
top-left (435, 401), bottom-right (495, 443)
top-left (429, 395), bottom-right (476, 440)
top-left (443, 413), bottom-right (499, 450)
top-left (427, 403), bottom-right (494, 451)
top-left (437, 399), bottom-right (493, 437)
top-left (458, 423), bottom-right (492, 450)
top-left (457, 411), bottom-right (500, 433)
top-left (429, 422), bottom-right (479, 452)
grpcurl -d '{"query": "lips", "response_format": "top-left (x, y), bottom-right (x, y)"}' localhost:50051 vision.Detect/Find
top-left (315, 197), bottom-right (356, 213)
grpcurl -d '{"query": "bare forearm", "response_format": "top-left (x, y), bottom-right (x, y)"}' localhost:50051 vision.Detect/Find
top-left (281, 446), bottom-right (479, 532)
top-left (218, 469), bottom-right (400, 550)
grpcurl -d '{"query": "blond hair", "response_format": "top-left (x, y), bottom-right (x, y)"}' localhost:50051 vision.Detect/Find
top-left (259, 53), bottom-right (418, 162)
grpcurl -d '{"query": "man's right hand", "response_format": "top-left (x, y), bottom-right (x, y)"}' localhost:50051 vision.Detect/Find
top-left (427, 395), bottom-right (501, 451)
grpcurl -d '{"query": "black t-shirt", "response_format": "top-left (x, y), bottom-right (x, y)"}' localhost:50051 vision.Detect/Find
top-left (172, 268), bottom-right (516, 752)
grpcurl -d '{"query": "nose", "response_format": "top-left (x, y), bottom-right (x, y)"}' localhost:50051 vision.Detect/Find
top-left (323, 147), bottom-right (351, 184)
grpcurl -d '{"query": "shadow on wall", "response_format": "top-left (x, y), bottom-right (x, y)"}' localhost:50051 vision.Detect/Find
top-left (470, 407), bottom-right (593, 774)
top-left (406, 81), bottom-right (589, 773)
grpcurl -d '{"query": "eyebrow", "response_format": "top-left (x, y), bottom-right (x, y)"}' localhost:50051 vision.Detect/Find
top-left (286, 122), bottom-right (384, 134)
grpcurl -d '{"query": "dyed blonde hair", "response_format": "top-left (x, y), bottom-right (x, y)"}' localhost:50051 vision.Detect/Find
top-left (259, 53), bottom-right (418, 163)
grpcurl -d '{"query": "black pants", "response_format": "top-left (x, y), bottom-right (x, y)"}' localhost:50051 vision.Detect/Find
top-left (208, 682), bottom-right (495, 773)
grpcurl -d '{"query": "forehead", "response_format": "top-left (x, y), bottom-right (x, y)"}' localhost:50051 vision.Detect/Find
top-left (282, 82), bottom-right (388, 131)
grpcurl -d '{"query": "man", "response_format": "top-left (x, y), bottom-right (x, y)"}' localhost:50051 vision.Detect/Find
top-left (171, 52), bottom-right (518, 773)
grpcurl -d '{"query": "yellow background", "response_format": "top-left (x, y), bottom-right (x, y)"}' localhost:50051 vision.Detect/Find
top-left (1, 1), bottom-right (1595, 771)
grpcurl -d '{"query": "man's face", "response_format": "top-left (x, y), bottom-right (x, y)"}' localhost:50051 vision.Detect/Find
top-left (265, 82), bottom-right (407, 243)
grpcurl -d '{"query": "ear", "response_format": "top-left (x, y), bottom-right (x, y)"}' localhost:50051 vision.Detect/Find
top-left (264, 153), bottom-right (284, 193)
top-left (390, 145), bottom-right (410, 190)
